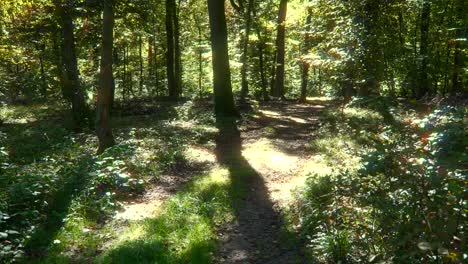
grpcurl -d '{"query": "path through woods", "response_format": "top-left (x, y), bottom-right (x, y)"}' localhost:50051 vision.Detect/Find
top-left (112, 99), bottom-right (328, 263)
top-left (214, 100), bottom-right (325, 263)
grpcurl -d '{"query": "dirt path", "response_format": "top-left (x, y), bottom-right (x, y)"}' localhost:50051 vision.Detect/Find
top-left (215, 100), bottom-right (326, 264)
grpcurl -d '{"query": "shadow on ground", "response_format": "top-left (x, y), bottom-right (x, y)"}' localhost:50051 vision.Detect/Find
top-left (214, 118), bottom-right (305, 264)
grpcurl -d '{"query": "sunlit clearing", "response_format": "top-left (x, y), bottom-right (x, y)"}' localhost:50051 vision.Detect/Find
top-left (243, 138), bottom-right (299, 175)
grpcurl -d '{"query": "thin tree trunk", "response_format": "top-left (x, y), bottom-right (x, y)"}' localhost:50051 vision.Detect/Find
top-left (452, 0), bottom-right (465, 94)
top-left (96, 0), bottom-right (116, 154)
top-left (272, 0), bottom-right (288, 98)
top-left (253, 6), bottom-right (268, 101)
top-left (55, 0), bottom-right (89, 131)
top-left (39, 49), bottom-right (47, 100)
top-left (148, 35), bottom-right (154, 90)
top-left (52, 30), bottom-right (66, 100)
top-left (198, 24), bottom-right (203, 98)
top-left (240, 0), bottom-right (254, 100)
top-left (300, 6), bottom-right (312, 103)
top-left (139, 35), bottom-right (144, 96)
top-left (174, 0), bottom-right (182, 97)
top-left (166, 0), bottom-right (176, 98)
top-left (418, 0), bottom-right (431, 98)
top-left (207, 0), bottom-right (237, 117)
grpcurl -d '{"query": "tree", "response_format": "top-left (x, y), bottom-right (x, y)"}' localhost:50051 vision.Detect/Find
top-left (207, 0), bottom-right (237, 117)
top-left (165, 0), bottom-right (176, 98)
top-left (418, 0), bottom-right (431, 98)
top-left (240, 0), bottom-right (255, 100)
top-left (55, 0), bottom-right (89, 131)
top-left (165, 0), bottom-right (181, 99)
top-left (299, 5), bottom-right (312, 103)
top-left (272, 0), bottom-right (287, 98)
top-left (451, 0), bottom-right (465, 94)
top-left (96, 0), bottom-right (116, 154)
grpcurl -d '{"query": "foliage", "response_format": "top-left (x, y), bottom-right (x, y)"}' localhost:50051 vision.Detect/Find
top-left (291, 101), bottom-right (467, 263)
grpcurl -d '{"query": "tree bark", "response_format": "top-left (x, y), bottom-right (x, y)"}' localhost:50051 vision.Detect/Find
top-left (39, 48), bottom-right (47, 100)
top-left (174, 0), bottom-right (182, 97)
top-left (166, 0), bottom-right (176, 98)
top-left (240, 0), bottom-right (254, 100)
top-left (299, 6), bottom-right (312, 103)
top-left (452, 0), bottom-right (465, 94)
top-left (272, 0), bottom-right (288, 98)
top-left (96, 0), bottom-right (116, 154)
top-left (252, 6), bottom-right (268, 101)
top-left (55, 0), bottom-right (89, 131)
top-left (139, 35), bottom-right (144, 96)
top-left (207, 0), bottom-right (237, 117)
top-left (417, 1), bottom-right (431, 98)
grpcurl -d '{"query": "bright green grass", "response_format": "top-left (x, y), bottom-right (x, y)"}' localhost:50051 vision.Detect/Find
top-left (98, 167), bottom-right (235, 264)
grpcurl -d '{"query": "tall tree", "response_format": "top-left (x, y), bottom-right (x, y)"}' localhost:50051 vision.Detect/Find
top-left (55, 0), bottom-right (89, 131)
top-left (272, 0), bottom-right (287, 98)
top-left (207, 0), bottom-right (237, 117)
top-left (166, 0), bottom-right (176, 98)
top-left (451, 0), bottom-right (465, 94)
top-left (173, 0), bottom-right (182, 96)
top-left (299, 5), bottom-right (312, 103)
top-left (418, 0), bottom-right (431, 98)
top-left (96, 0), bottom-right (116, 154)
top-left (240, 0), bottom-right (254, 100)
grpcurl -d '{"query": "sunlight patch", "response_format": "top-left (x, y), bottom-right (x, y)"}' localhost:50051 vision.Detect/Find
top-left (242, 138), bottom-right (299, 176)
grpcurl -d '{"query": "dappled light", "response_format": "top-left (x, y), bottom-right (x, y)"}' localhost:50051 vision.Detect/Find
top-left (0, 0), bottom-right (466, 263)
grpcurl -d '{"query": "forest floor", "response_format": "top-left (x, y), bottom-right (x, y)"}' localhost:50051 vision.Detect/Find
top-left (1, 98), bottom-right (334, 263)
top-left (213, 100), bottom-right (327, 263)
top-left (2, 97), bottom-right (465, 263)
top-left (103, 98), bottom-right (331, 263)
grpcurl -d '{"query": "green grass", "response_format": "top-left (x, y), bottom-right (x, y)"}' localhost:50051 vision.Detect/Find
top-left (0, 101), bottom-right (223, 263)
top-left (98, 167), bottom-right (235, 264)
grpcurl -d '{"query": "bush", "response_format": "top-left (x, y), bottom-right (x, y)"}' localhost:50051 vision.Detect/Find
top-left (292, 103), bottom-right (467, 263)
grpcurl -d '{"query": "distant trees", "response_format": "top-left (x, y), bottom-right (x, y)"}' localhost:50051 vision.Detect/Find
top-left (0, 0), bottom-right (466, 133)
top-left (207, 0), bottom-right (237, 117)
top-left (96, 0), bottom-right (116, 153)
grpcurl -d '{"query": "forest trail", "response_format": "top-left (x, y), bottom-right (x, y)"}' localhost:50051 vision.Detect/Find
top-left (109, 99), bottom-right (327, 263)
top-left (215, 99), bottom-right (326, 264)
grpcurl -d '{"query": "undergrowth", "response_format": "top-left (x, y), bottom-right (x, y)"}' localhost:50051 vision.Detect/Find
top-left (290, 97), bottom-right (467, 263)
top-left (0, 101), bottom-right (217, 263)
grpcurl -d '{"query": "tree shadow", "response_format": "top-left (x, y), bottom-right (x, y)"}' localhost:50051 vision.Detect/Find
top-left (23, 154), bottom-right (94, 257)
top-left (242, 101), bottom-right (325, 156)
top-left (214, 118), bottom-right (305, 263)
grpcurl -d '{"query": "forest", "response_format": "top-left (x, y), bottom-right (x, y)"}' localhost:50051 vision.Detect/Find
top-left (0, 0), bottom-right (466, 263)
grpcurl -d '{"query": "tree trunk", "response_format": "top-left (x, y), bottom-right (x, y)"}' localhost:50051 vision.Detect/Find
top-left (96, 0), bottom-right (116, 154)
top-left (39, 49), bottom-right (47, 100)
top-left (452, 0), bottom-right (465, 94)
top-left (299, 6), bottom-right (312, 103)
top-left (52, 31), bottom-right (67, 100)
top-left (139, 35), bottom-right (144, 96)
top-left (55, 0), bottom-right (89, 131)
top-left (272, 0), bottom-right (288, 98)
top-left (359, 1), bottom-right (380, 96)
top-left (418, 1), bottom-right (431, 98)
top-left (174, 0), bottom-right (182, 97)
top-left (166, 0), bottom-right (176, 98)
top-left (207, 0), bottom-right (237, 117)
top-left (148, 36), bottom-right (154, 89)
top-left (253, 6), bottom-right (268, 101)
top-left (240, 0), bottom-right (254, 100)
top-left (197, 24), bottom-right (203, 98)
